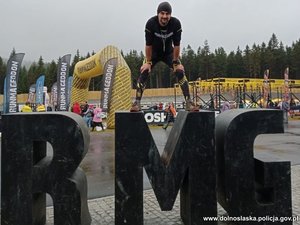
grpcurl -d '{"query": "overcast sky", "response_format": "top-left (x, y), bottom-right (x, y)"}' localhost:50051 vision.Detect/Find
top-left (1, 0), bottom-right (299, 63)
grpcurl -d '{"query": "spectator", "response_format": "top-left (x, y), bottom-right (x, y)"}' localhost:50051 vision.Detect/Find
top-left (83, 104), bottom-right (94, 128)
top-left (162, 102), bottom-right (176, 130)
top-left (221, 101), bottom-right (230, 112)
top-left (81, 101), bottom-right (89, 117)
top-left (290, 98), bottom-right (296, 108)
top-left (91, 106), bottom-right (105, 131)
top-left (36, 104), bottom-right (46, 112)
top-left (158, 102), bottom-right (163, 110)
top-left (281, 97), bottom-right (290, 124)
top-left (72, 102), bottom-right (81, 115)
top-left (21, 101), bottom-right (32, 112)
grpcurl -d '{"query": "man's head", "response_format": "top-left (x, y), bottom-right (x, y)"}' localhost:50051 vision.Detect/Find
top-left (157, 2), bottom-right (172, 26)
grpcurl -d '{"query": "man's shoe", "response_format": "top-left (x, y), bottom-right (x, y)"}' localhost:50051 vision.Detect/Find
top-left (185, 101), bottom-right (200, 112)
top-left (130, 101), bottom-right (141, 112)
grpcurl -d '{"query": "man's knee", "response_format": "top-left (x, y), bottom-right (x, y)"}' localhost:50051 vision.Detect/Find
top-left (174, 69), bottom-right (185, 81)
top-left (138, 70), bottom-right (150, 83)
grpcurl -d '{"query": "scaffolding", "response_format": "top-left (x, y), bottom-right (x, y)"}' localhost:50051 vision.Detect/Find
top-left (174, 77), bottom-right (300, 111)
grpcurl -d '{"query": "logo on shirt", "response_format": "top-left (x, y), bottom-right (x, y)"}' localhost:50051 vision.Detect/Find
top-left (154, 32), bottom-right (173, 39)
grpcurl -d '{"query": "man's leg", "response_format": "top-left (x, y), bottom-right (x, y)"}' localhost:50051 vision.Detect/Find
top-left (164, 55), bottom-right (198, 111)
top-left (174, 69), bottom-right (199, 111)
top-left (100, 122), bottom-right (105, 131)
top-left (131, 70), bottom-right (150, 112)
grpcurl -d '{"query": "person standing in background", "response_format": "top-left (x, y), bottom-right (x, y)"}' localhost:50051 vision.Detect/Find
top-left (71, 102), bottom-right (82, 115)
top-left (162, 102), bottom-right (177, 130)
top-left (91, 106), bottom-right (105, 131)
top-left (21, 101), bottom-right (32, 112)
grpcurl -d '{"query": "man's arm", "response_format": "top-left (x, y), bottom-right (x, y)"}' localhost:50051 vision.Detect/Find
top-left (145, 45), bottom-right (152, 62)
top-left (140, 45), bottom-right (153, 73)
top-left (172, 17), bottom-right (183, 69)
top-left (173, 45), bottom-right (180, 61)
top-left (172, 45), bottom-right (184, 71)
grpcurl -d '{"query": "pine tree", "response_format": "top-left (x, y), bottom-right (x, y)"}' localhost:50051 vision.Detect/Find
top-left (45, 60), bottom-right (57, 90)
top-left (0, 56), bottom-right (7, 94)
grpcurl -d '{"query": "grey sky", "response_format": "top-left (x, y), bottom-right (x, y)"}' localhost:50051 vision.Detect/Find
top-left (1, 0), bottom-right (299, 63)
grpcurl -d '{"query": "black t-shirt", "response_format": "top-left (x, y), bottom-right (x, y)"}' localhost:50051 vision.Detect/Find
top-left (145, 16), bottom-right (182, 58)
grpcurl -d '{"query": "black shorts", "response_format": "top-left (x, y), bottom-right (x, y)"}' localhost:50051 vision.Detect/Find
top-left (152, 53), bottom-right (173, 69)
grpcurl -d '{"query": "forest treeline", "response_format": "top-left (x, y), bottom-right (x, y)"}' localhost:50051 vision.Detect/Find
top-left (0, 33), bottom-right (299, 94)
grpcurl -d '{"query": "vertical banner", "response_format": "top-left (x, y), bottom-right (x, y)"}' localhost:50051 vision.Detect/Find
top-left (35, 75), bottom-right (45, 105)
top-left (263, 69), bottom-right (270, 108)
top-left (57, 54), bottom-right (71, 111)
top-left (283, 67), bottom-right (289, 100)
top-left (50, 82), bottom-right (58, 110)
top-left (27, 84), bottom-right (36, 103)
top-left (4, 53), bottom-right (25, 113)
top-left (3, 77), bottom-right (7, 113)
top-left (100, 58), bottom-right (117, 112)
top-left (67, 76), bottom-right (73, 110)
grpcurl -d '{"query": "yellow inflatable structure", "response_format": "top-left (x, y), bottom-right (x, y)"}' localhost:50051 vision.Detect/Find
top-left (71, 45), bottom-right (132, 128)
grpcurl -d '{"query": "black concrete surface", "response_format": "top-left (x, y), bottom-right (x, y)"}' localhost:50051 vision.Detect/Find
top-left (1, 119), bottom-right (300, 206)
top-left (115, 111), bottom-right (217, 225)
top-left (216, 109), bottom-right (292, 223)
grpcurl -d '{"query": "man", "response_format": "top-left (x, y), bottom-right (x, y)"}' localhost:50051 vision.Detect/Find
top-left (130, 2), bottom-right (198, 112)
top-left (281, 97), bottom-right (290, 124)
top-left (162, 102), bottom-right (177, 130)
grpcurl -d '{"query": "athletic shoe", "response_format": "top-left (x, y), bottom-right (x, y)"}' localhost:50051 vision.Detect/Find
top-left (185, 100), bottom-right (200, 111)
top-left (130, 101), bottom-right (141, 112)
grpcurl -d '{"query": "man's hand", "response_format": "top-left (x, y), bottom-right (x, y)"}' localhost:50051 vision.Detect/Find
top-left (140, 62), bottom-right (152, 73)
top-left (172, 60), bottom-right (184, 72)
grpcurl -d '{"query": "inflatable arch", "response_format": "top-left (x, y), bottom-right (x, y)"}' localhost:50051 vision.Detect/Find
top-left (70, 45), bottom-right (132, 128)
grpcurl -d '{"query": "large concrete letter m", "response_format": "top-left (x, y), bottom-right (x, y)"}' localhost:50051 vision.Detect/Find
top-left (115, 111), bottom-right (217, 225)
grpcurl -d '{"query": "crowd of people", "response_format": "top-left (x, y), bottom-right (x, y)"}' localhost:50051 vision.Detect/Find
top-left (71, 101), bottom-right (105, 132)
top-left (20, 100), bottom-right (106, 132)
top-left (21, 102), bottom-right (47, 112)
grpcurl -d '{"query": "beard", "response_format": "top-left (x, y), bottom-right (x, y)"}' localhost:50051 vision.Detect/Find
top-left (159, 18), bottom-right (169, 26)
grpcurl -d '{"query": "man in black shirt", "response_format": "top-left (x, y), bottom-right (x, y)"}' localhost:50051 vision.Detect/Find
top-left (130, 1), bottom-right (198, 112)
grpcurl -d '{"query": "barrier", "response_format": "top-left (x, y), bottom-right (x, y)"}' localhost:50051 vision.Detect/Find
top-left (1, 110), bottom-right (292, 224)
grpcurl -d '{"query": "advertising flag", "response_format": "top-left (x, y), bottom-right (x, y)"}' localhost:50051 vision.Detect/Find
top-left (3, 77), bottom-right (7, 113)
top-left (4, 53), bottom-right (25, 113)
top-left (67, 76), bottom-right (73, 110)
top-left (100, 58), bottom-right (117, 112)
top-left (35, 75), bottom-right (45, 105)
top-left (263, 69), bottom-right (270, 108)
top-left (57, 54), bottom-right (71, 111)
top-left (284, 67), bottom-right (289, 100)
top-left (50, 82), bottom-right (58, 110)
top-left (27, 84), bottom-right (36, 103)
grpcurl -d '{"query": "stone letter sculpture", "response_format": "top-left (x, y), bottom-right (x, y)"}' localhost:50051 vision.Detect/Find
top-left (1, 112), bottom-right (91, 225)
